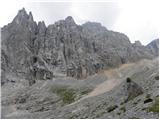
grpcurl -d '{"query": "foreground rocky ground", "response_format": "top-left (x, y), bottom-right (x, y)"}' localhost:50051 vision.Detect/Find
top-left (1, 58), bottom-right (159, 119)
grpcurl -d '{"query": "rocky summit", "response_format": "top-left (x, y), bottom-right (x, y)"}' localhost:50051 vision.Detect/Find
top-left (1, 8), bottom-right (159, 119)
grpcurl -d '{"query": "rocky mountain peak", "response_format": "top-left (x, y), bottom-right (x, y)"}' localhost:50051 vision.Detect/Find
top-left (134, 40), bottom-right (142, 46)
top-left (82, 21), bottom-right (107, 33)
top-left (12, 8), bottom-right (36, 27)
top-left (13, 8), bottom-right (28, 24)
top-left (146, 38), bottom-right (159, 56)
top-left (29, 12), bottom-right (34, 21)
top-left (65, 16), bottom-right (76, 25)
top-left (37, 21), bottom-right (46, 34)
top-left (19, 7), bottom-right (27, 16)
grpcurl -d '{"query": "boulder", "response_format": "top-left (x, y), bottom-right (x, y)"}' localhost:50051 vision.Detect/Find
top-left (123, 78), bottom-right (144, 102)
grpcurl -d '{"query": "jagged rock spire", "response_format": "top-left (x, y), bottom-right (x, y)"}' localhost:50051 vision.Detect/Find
top-left (37, 21), bottom-right (46, 34)
top-left (29, 12), bottom-right (34, 21)
top-left (19, 7), bottom-right (27, 15)
top-left (65, 16), bottom-right (76, 25)
top-left (13, 8), bottom-right (28, 24)
top-left (13, 8), bottom-right (35, 25)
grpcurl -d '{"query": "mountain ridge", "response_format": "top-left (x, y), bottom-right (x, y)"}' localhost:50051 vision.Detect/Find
top-left (1, 8), bottom-right (159, 85)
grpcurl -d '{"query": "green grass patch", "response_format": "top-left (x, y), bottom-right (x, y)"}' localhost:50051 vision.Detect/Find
top-left (50, 86), bottom-right (93, 104)
top-left (51, 86), bottom-right (76, 104)
top-left (147, 97), bottom-right (159, 113)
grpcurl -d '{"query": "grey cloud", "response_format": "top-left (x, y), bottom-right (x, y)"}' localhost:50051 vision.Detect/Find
top-left (25, 2), bottom-right (72, 25)
top-left (24, 2), bottom-right (120, 28)
top-left (1, 1), bottom-right (158, 45)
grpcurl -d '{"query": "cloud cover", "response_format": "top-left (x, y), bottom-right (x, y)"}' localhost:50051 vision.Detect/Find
top-left (0, 0), bottom-right (159, 45)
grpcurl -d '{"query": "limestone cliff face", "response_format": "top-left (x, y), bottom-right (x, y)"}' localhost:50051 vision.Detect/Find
top-left (146, 39), bottom-right (159, 56)
top-left (1, 8), bottom-right (158, 85)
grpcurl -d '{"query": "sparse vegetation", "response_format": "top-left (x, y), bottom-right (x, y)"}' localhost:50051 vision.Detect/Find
top-left (61, 89), bottom-right (75, 104)
top-left (147, 97), bottom-right (159, 113)
top-left (50, 86), bottom-right (93, 104)
top-left (51, 86), bottom-right (76, 104)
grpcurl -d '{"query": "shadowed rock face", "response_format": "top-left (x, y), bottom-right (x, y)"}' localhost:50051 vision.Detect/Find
top-left (146, 39), bottom-right (159, 56)
top-left (1, 8), bottom-right (159, 85)
top-left (123, 78), bottom-right (143, 102)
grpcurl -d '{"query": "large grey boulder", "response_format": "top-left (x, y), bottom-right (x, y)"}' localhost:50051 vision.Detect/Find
top-left (123, 78), bottom-right (144, 102)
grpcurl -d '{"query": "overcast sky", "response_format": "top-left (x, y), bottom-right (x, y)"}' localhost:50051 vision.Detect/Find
top-left (0, 0), bottom-right (159, 45)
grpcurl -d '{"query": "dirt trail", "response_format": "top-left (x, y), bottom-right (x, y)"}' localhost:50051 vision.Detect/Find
top-left (67, 63), bottom-right (133, 106)
top-left (86, 63), bottom-right (135, 98)
top-left (85, 68), bottom-right (124, 98)
top-left (86, 78), bottom-right (123, 98)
